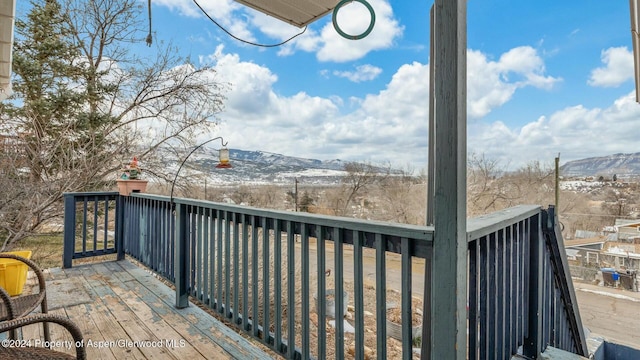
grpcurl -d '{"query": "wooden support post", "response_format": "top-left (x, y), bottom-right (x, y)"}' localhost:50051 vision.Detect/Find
top-left (175, 203), bottom-right (189, 308)
top-left (116, 195), bottom-right (125, 261)
top-left (427, 5), bottom-right (436, 229)
top-left (524, 213), bottom-right (543, 357)
top-left (421, 5), bottom-right (436, 359)
top-left (431, 0), bottom-right (467, 359)
top-left (63, 194), bottom-right (76, 269)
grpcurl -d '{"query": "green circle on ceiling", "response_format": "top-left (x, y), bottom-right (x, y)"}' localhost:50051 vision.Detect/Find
top-left (332, 0), bottom-right (376, 40)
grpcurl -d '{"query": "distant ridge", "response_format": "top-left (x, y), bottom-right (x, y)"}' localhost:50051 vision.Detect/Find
top-left (228, 149), bottom-right (347, 171)
top-left (560, 152), bottom-right (640, 177)
top-left (182, 148), bottom-right (352, 185)
top-left (170, 148), bottom-right (391, 185)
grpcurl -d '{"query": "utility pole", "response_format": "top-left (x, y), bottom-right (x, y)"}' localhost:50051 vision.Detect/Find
top-left (294, 177), bottom-right (298, 212)
top-left (555, 153), bottom-right (560, 211)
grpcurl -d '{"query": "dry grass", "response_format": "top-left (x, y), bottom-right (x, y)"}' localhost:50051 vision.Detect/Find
top-left (10, 232), bottom-right (117, 269)
top-left (11, 233), bottom-right (65, 269)
top-left (194, 227), bottom-right (423, 359)
top-left (9, 202), bottom-right (117, 269)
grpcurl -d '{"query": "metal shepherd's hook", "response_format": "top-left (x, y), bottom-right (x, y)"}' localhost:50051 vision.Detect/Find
top-left (170, 137), bottom-right (230, 211)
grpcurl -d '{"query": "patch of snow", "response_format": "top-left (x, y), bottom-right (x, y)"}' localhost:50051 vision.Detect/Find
top-left (578, 288), bottom-right (640, 302)
top-left (607, 246), bottom-right (629, 255)
top-left (560, 180), bottom-right (605, 191)
top-left (565, 249), bottom-right (579, 259)
top-left (604, 246), bottom-right (640, 259)
top-left (328, 319), bottom-right (356, 333)
top-left (279, 168), bottom-right (348, 177)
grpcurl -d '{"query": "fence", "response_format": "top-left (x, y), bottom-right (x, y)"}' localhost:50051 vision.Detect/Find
top-left (62, 192), bottom-right (123, 268)
top-left (63, 192), bottom-right (587, 359)
top-left (467, 205), bottom-right (587, 359)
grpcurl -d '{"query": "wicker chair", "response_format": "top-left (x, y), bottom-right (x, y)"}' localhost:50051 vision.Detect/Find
top-left (0, 313), bottom-right (86, 359)
top-left (0, 255), bottom-right (85, 359)
top-left (0, 253), bottom-right (49, 342)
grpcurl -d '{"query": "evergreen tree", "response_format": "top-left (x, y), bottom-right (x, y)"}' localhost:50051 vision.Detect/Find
top-left (0, 0), bottom-right (225, 249)
top-left (9, 0), bottom-right (89, 180)
top-left (299, 191), bottom-right (315, 212)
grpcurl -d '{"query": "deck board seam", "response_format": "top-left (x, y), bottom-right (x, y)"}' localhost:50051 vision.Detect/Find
top-left (98, 261), bottom-right (216, 360)
top-left (70, 263), bottom-right (175, 359)
top-left (117, 259), bottom-right (275, 360)
top-left (35, 260), bottom-right (274, 359)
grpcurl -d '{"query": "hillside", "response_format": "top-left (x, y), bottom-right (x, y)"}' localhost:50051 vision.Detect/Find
top-left (183, 149), bottom-right (351, 185)
top-left (228, 149), bottom-right (347, 171)
top-left (173, 149), bottom-right (640, 184)
top-left (560, 153), bottom-right (640, 178)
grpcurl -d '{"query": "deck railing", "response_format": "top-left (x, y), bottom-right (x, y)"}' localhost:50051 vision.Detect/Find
top-left (466, 205), bottom-right (588, 359)
top-left (62, 192), bottom-right (123, 268)
top-left (63, 192), bottom-right (587, 359)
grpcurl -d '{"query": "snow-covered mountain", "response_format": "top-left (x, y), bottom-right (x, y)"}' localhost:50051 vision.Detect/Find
top-left (560, 153), bottom-right (640, 177)
top-left (228, 149), bottom-right (347, 171)
top-left (186, 149), bottom-right (351, 185)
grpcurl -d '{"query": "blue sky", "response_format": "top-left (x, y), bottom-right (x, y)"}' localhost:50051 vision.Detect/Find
top-left (69, 1), bottom-right (640, 170)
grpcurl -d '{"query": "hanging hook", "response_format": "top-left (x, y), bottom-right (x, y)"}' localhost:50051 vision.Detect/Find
top-left (146, 0), bottom-right (153, 46)
top-left (170, 137), bottom-right (230, 211)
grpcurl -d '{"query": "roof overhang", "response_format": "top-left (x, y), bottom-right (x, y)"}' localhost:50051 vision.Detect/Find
top-left (0, 0), bottom-right (16, 101)
top-left (631, 0), bottom-right (640, 102)
top-left (234, 0), bottom-right (340, 27)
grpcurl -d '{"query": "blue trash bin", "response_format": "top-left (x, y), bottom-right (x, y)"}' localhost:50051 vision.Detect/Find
top-left (612, 272), bottom-right (619, 281)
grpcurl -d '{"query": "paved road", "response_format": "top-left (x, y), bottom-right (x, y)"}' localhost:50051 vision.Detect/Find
top-left (573, 282), bottom-right (640, 349)
top-left (299, 239), bottom-right (640, 350)
top-left (300, 240), bottom-right (426, 297)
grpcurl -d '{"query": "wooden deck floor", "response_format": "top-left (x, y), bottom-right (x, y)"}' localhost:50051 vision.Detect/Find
top-left (21, 260), bottom-right (275, 359)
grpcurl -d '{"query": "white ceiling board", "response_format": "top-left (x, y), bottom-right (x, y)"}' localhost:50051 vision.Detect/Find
top-left (0, 17), bottom-right (13, 44)
top-left (0, 0), bottom-right (15, 100)
top-left (631, 0), bottom-right (640, 102)
top-left (0, 1), bottom-right (13, 16)
top-left (234, 0), bottom-right (340, 27)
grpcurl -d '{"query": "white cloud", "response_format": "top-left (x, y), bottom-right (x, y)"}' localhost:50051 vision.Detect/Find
top-left (333, 64), bottom-right (382, 82)
top-left (202, 45), bottom-right (567, 168)
top-left (468, 46), bottom-right (561, 118)
top-left (187, 43), bottom-right (640, 172)
top-left (153, 0), bottom-right (237, 19)
top-left (153, 2), bottom-right (639, 171)
top-left (470, 91), bottom-right (640, 167)
top-left (248, 10), bottom-right (313, 45)
top-left (154, 0), bottom-right (255, 42)
top-left (588, 47), bottom-right (634, 87)
top-left (155, 0), bottom-right (402, 62)
top-left (312, 0), bottom-right (403, 62)
top-left (203, 47), bottom-right (340, 157)
top-left (265, 0), bottom-right (403, 62)
top-left (320, 61), bottom-right (431, 164)
top-left (197, 47), bottom-right (423, 163)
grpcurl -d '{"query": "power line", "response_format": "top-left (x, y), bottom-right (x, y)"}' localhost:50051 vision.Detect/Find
top-left (192, 0), bottom-right (307, 48)
top-left (561, 212), bottom-right (638, 219)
